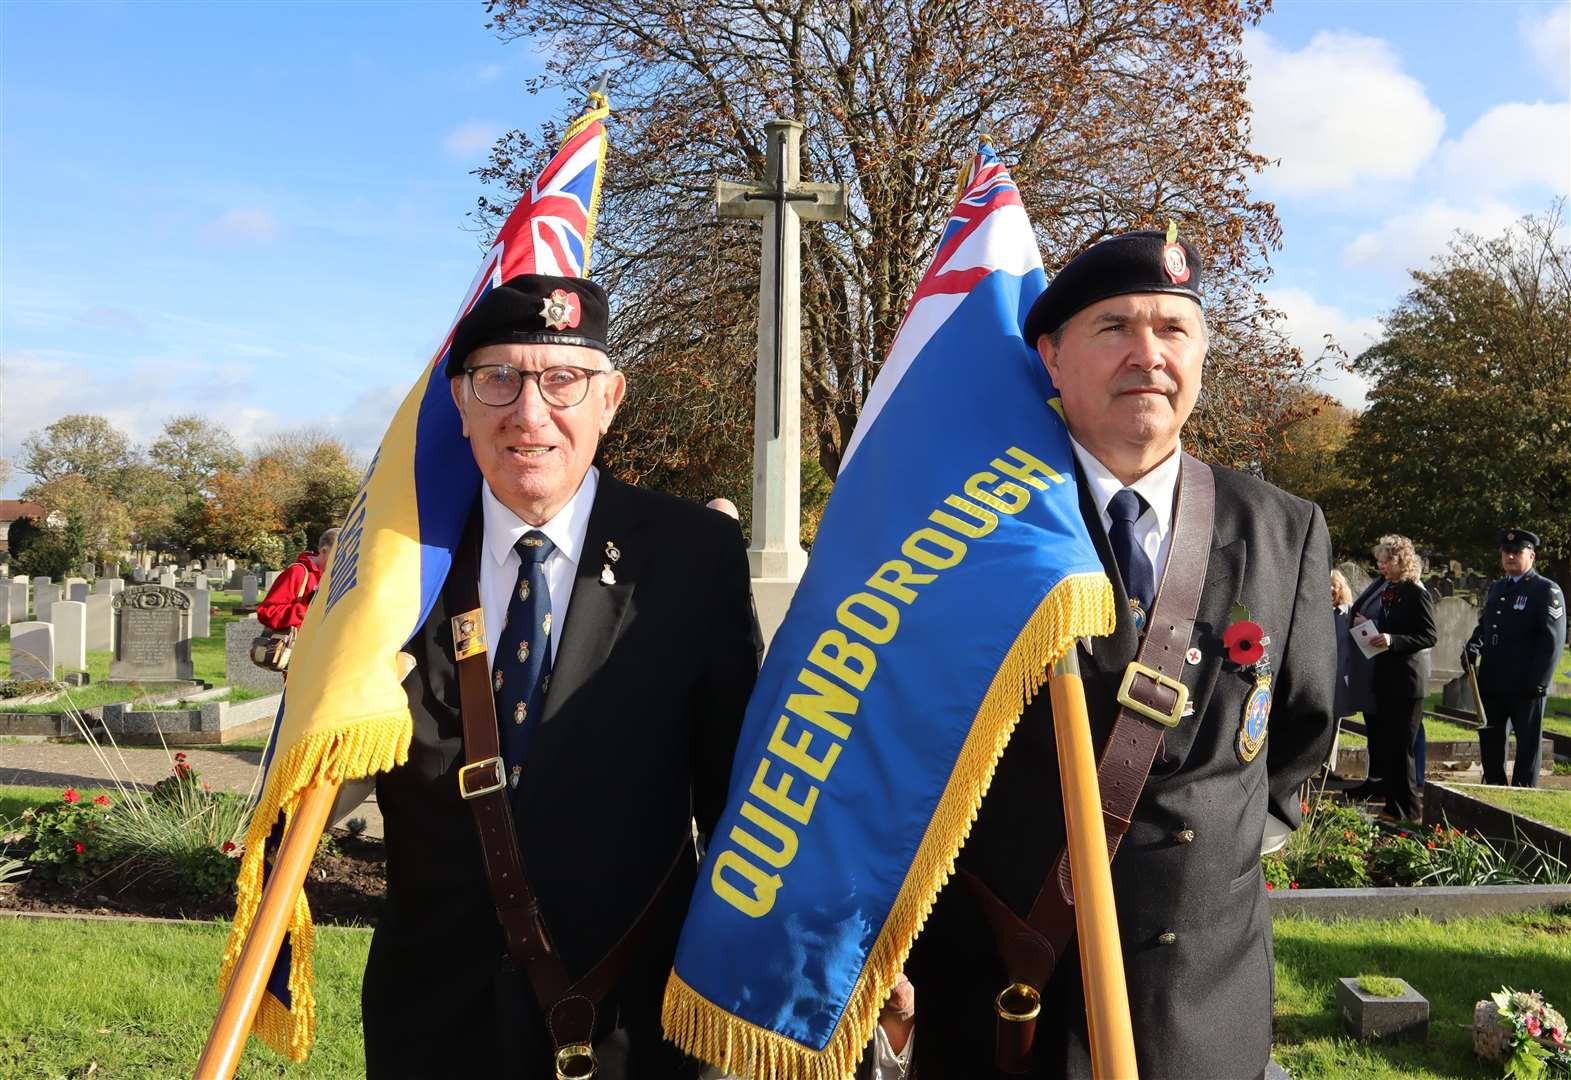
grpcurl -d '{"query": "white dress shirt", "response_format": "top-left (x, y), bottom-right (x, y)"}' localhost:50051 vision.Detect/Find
top-left (1069, 436), bottom-right (1182, 589)
top-left (479, 466), bottom-right (599, 672)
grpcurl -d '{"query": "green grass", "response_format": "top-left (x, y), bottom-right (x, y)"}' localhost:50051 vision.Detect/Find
top-left (2, 591), bottom-right (250, 709)
top-left (0, 784), bottom-right (116, 829)
top-left (0, 916), bottom-right (370, 1079)
top-left (1272, 910), bottom-right (1571, 1079)
top-left (1337, 714), bottom-right (1481, 748)
top-left (1457, 785), bottom-right (1571, 834)
top-left (1356, 974), bottom-right (1407, 997)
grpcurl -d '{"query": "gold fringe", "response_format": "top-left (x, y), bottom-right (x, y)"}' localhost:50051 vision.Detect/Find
top-left (217, 713), bottom-right (411, 1062)
top-left (663, 572), bottom-right (1117, 1079)
top-left (563, 92), bottom-right (610, 274)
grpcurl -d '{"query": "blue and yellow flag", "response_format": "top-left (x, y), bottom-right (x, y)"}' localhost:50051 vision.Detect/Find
top-left (218, 92), bottom-right (610, 1061)
top-left (663, 145), bottom-right (1116, 1079)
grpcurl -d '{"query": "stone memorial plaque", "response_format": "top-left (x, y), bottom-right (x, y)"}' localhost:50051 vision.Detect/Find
top-left (68, 581), bottom-right (90, 603)
top-left (52, 600), bottom-right (87, 671)
top-left (109, 586), bottom-right (193, 682)
top-left (242, 574), bottom-right (259, 606)
top-left (34, 583), bottom-right (61, 622)
top-left (9, 621), bottom-right (54, 682)
top-left (86, 593), bottom-right (115, 652)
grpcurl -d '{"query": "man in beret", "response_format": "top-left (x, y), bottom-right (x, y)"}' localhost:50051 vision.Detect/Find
top-left (361, 273), bottom-right (759, 1078)
top-left (908, 231), bottom-right (1336, 1079)
top-left (1465, 528), bottom-right (1567, 787)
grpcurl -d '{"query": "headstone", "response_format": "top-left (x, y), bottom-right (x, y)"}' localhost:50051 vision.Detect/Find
top-left (104, 561), bottom-right (120, 578)
top-left (130, 568), bottom-right (149, 584)
top-left (264, 569), bottom-right (282, 589)
top-left (188, 588), bottom-right (212, 638)
top-left (108, 585), bottom-right (194, 682)
top-left (8, 582), bottom-right (28, 624)
top-left (1337, 561), bottom-right (1373, 597)
top-left (51, 600), bottom-right (87, 671)
top-left (226, 616), bottom-right (284, 692)
top-left (242, 574), bottom-right (259, 606)
top-left (68, 581), bottom-right (90, 604)
top-left (194, 573), bottom-right (210, 592)
top-left (96, 577), bottom-right (125, 596)
top-left (159, 569), bottom-right (177, 589)
top-left (9, 621), bottom-right (55, 682)
top-left (34, 583), bottom-right (61, 622)
top-left (85, 593), bottom-right (115, 652)
top-left (32, 576), bottom-right (52, 587)
top-left (222, 558), bottom-right (235, 580)
top-left (11, 575), bottom-right (26, 585)
top-left (0, 589), bottom-right (9, 627)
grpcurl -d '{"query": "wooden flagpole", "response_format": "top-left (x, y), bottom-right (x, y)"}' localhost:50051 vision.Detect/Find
top-left (1049, 649), bottom-right (1139, 1080)
top-left (194, 782), bottom-right (340, 1080)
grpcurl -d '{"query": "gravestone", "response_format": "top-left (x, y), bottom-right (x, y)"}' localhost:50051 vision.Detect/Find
top-left (130, 568), bottom-right (149, 584)
top-left (8, 582), bottom-right (28, 625)
top-left (34, 583), bottom-right (61, 622)
top-left (264, 569), bottom-right (282, 589)
top-left (226, 616), bottom-right (284, 692)
top-left (32, 576), bottom-right (51, 587)
top-left (188, 588), bottom-right (212, 638)
top-left (85, 593), bottom-right (116, 652)
top-left (109, 585), bottom-right (193, 682)
top-left (96, 577), bottom-right (124, 596)
top-left (242, 574), bottom-right (259, 606)
top-left (0, 589), bottom-right (9, 627)
top-left (1337, 561), bottom-right (1373, 597)
top-left (1430, 594), bottom-right (1480, 697)
top-left (222, 558), bottom-right (235, 581)
top-left (67, 581), bottom-right (90, 604)
top-left (194, 573), bottom-right (210, 592)
top-left (51, 600), bottom-right (87, 671)
top-left (159, 569), bottom-right (177, 589)
top-left (9, 621), bottom-right (55, 681)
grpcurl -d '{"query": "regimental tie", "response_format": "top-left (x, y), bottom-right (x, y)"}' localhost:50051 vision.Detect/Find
top-left (493, 530), bottom-right (555, 796)
top-left (1107, 488), bottom-right (1156, 633)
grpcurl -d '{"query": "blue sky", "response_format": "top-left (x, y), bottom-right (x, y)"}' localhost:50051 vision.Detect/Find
top-left (2, 1), bottom-right (1567, 498)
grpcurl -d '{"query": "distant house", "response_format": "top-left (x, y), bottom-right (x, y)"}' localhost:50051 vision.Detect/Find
top-left (0, 500), bottom-right (47, 554)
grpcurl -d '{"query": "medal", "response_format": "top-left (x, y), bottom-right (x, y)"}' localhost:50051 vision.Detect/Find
top-left (1237, 671), bottom-right (1271, 763)
top-left (1129, 597), bottom-right (1147, 632)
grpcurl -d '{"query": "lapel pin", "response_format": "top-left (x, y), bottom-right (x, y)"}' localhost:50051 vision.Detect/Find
top-left (605, 540), bottom-right (621, 562)
top-left (601, 539), bottom-right (621, 584)
top-left (601, 564), bottom-right (616, 585)
top-left (1185, 647), bottom-right (1202, 665)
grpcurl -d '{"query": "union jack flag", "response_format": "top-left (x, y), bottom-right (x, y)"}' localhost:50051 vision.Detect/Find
top-left (438, 94), bottom-right (610, 364)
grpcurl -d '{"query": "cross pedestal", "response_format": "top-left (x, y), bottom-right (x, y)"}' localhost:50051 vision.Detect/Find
top-left (716, 120), bottom-right (846, 607)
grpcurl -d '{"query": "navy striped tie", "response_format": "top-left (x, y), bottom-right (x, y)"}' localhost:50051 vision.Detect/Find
top-left (1108, 488), bottom-right (1155, 629)
top-left (494, 530), bottom-right (555, 796)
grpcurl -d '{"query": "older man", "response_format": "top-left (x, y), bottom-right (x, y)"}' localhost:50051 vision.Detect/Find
top-left (1466, 528), bottom-right (1567, 787)
top-left (361, 273), bottom-right (759, 1078)
top-left (908, 231), bottom-right (1337, 1080)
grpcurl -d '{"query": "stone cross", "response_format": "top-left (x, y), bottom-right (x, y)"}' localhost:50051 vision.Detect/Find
top-left (716, 118), bottom-right (847, 582)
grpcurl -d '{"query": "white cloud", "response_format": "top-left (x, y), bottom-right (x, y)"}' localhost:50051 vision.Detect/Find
top-left (1437, 101), bottom-right (1571, 195)
top-left (443, 121), bottom-right (502, 159)
top-left (1268, 287), bottom-right (1383, 408)
top-left (1245, 29), bottom-right (1446, 195)
top-left (1521, 4), bottom-right (1570, 87)
top-left (203, 206), bottom-right (277, 244)
top-left (1342, 198), bottom-right (1525, 277)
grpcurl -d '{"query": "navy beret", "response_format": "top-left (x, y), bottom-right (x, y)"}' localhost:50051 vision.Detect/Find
top-left (447, 274), bottom-right (609, 375)
top-left (1023, 230), bottom-right (1204, 345)
top-left (1500, 528), bottom-right (1540, 550)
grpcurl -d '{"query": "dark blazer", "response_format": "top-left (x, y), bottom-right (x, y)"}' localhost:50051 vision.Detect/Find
top-left (1368, 579), bottom-right (1437, 700)
top-left (909, 462), bottom-right (1336, 1080)
top-left (362, 476), bottom-right (758, 1079)
top-left (1468, 570), bottom-right (1568, 697)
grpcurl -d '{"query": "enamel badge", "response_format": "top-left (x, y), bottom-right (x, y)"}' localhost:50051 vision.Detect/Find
top-left (1238, 673), bottom-right (1271, 763)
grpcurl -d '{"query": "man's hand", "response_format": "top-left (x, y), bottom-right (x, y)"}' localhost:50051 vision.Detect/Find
top-left (1463, 643), bottom-right (1481, 666)
top-left (878, 972), bottom-right (916, 1056)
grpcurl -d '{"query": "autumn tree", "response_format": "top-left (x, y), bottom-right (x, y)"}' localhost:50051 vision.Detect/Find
top-left (21, 414), bottom-right (135, 488)
top-left (479, 0), bottom-right (1315, 515)
top-left (198, 459), bottom-right (290, 568)
top-left (148, 415), bottom-right (244, 508)
top-left (1260, 386), bottom-right (1360, 550)
top-left (24, 473), bottom-right (134, 565)
top-left (1339, 206), bottom-right (1571, 572)
top-left (252, 429), bottom-right (363, 550)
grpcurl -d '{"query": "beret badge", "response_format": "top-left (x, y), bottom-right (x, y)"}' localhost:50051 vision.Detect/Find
top-left (540, 289), bottom-right (582, 331)
top-left (1162, 243), bottom-right (1190, 285)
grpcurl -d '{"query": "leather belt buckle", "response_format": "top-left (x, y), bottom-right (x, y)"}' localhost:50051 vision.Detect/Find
top-left (457, 756), bottom-right (506, 799)
top-left (1117, 661), bottom-right (1187, 729)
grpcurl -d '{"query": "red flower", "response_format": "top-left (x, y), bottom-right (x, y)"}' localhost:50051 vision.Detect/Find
top-left (1553, 1027), bottom-right (1564, 1045)
top-left (1427, 842), bottom-right (1436, 849)
top-left (1289, 881), bottom-right (1299, 889)
top-left (73, 842), bottom-right (85, 855)
top-left (1265, 882), bottom-right (1274, 891)
top-left (174, 752), bottom-right (187, 763)
top-left (1301, 800), bottom-right (1311, 815)
top-left (93, 795), bottom-right (110, 807)
top-left (1223, 620), bottom-right (1265, 665)
top-left (62, 788), bottom-right (81, 804)
top-left (222, 841), bottom-right (237, 854)
top-left (1527, 1014), bottom-right (1542, 1037)
top-left (203, 783), bottom-right (211, 793)
top-left (1399, 831), bottom-right (1409, 838)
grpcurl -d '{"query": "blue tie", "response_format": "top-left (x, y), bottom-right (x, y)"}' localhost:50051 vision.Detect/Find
top-left (494, 530), bottom-right (555, 797)
top-left (1108, 489), bottom-right (1155, 628)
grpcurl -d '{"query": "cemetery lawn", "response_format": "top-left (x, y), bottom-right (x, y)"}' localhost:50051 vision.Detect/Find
top-left (1272, 910), bottom-right (1571, 1079)
top-left (0, 591), bottom-right (249, 711)
top-left (1456, 784), bottom-right (1571, 833)
top-left (1334, 714), bottom-right (1479, 748)
top-left (0, 916), bottom-right (370, 1079)
top-left (0, 784), bottom-right (114, 827)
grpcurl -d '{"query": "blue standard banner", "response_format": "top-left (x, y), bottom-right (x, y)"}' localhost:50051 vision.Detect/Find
top-left (664, 145), bottom-right (1116, 1080)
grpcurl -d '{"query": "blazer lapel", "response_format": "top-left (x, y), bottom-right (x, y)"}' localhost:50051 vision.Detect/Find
top-left (540, 475), bottom-right (648, 727)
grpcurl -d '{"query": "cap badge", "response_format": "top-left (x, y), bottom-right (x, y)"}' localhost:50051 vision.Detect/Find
top-left (1162, 243), bottom-right (1190, 285)
top-left (540, 288), bottom-right (581, 331)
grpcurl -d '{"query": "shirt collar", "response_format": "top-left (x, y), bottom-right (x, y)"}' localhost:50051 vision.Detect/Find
top-left (1068, 435), bottom-right (1180, 535)
top-left (481, 466), bottom-right (599, 571)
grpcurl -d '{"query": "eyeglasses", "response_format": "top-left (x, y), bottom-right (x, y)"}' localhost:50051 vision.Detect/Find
top-left (464, 364), bottom-right (610, 408)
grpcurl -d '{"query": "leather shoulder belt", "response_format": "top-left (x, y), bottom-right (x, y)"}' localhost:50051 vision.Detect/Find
top-left (965, 453), bottom-right (1215, 1074)
top-left (449, 514), bottom-right (687, 1079)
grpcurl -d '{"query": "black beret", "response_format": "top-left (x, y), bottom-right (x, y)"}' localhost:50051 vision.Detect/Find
top-left (447, 274), bottom-right (608, 375)
top-left (1023, 230), bottom-right (1204, 346)
top-left (1500, 528), bottom-right (1540, 550)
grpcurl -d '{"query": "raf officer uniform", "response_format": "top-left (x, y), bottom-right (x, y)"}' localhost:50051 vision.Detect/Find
top-left (908, 232), bottom-right (1337, 1080)
top-left (361, 275), bottom-right (759, 1078)
top-left (1465, 529), bottom-right (1567, 787)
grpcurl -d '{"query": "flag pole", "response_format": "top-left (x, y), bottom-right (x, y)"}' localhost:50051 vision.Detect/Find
top-left (195, 782), bottom-right (340, 1080)
top-left (1048, 648), bottom-right (1139, 1080)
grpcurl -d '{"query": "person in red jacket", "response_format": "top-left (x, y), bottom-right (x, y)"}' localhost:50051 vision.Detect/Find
top-left (256, 528), bottom-right (338, 632)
